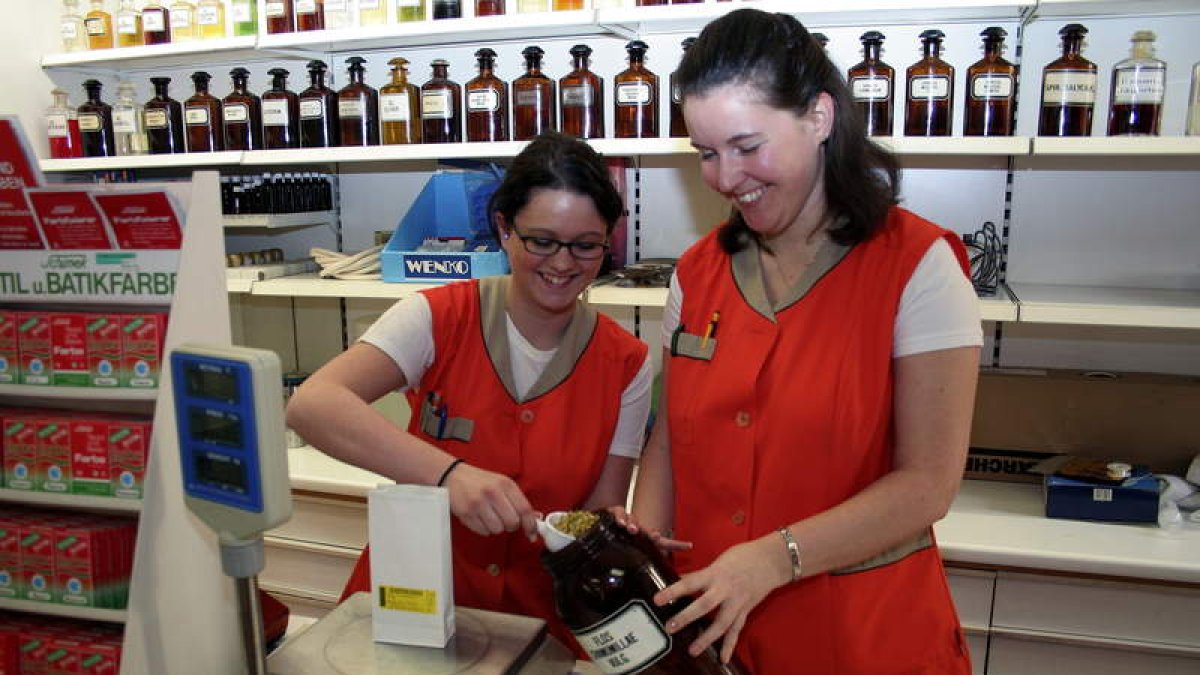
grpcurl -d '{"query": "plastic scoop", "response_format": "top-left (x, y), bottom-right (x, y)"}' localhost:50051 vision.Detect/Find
top-left (536, 511), bottom-right (576, 552)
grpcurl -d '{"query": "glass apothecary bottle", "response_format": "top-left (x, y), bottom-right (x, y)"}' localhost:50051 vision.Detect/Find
top-left (61, 0), bottom-right (89, 52)
top-left (396, 0), bottom-right (425, 21)
top-left (1188, 61), bottom-right (1200, 136)
top-left (359, 0), bottom-right (385, 24)
top-left (46, 89), bottom-right (83, 159)
top-left (113, 81), bottom-right (148, 156)
top-left (553, 0), bottom-right (582, 9)
top-left (669, 37), bottom-right (696, 138)
top-left (433, 0), bottom-right (461, 19)
top-left (421, 59), bottom-right (462, 143)
top-left (115, 0), bottom-right (143, 47)
top-left (1038, 23), bottom-right (1095, 137)
top-left (848, 31), bottom-right (894, 137)
top-left (142, 1), bottom-right (172, 44)
top-left (476, 0), bottom-right (504, 16)
top-left (184, 70), bottom-right (225, 152)
top-left (78, 80), bottom-right (115, 157)
top-left (466, 48), bottom-right (509, 142)
top-left (338, 56), bottom-right (379, 146)
top-left (145, 76), bottom-right (186, 154)
top-left (635, 0), bottom-right (665, 6)
top-left (263, 68), bottom-right (300, 149)
top-left (223, 67), bottom-right (263, 151)
top-left (170, 0), bottom-right (197, 41)
top-left (324, 0), bottom-right (356, 30)
top-left (513, 45), bottom-right (556, 141)
top-left (296, 0), bottom-right (325, 31)
top-left (518, 0), bottom-right (548, 11)
top-left (196, 0), bottom-right (226, 38)
top-left (230, 0), bottom-right (258, 35)
top-left (266, 0), bottom-right (295, 33)
top-left (1107, 30), bottom-right (1166, 137)
top-left (299, 59), bottom-right (340, 147)
top-left (964, 26), bottom-right (1016, 137)
top-left (615, 40), bottom-right (658, 139)
top-left (381, 57), bottom-right (421, 144)
top-left (904, 29), bottom-right (954, 137)
top-left (85, 0), bottom-right (114, 50)
top-left (560, 44), bottom-right (604, 139)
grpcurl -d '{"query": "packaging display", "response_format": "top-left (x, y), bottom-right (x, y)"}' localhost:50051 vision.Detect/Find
top-left (1044, 471), bottom-right (1160, 524)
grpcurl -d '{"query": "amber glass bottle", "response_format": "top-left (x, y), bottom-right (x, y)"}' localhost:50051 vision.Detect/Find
top-left (466, 48), bottom-right (509, 142)
top-left (513, 45), bottom-right (556, 140)
top-left (295, 0), bottom-right (324, 31)
top-left (1107, 31), bottom-right (1166, 136)
top-left (145, 77), bottom-right (185, 154)
top-left (476, 0), bottom-right (504, 15)
top-left (338, 57), bottom-right (379, 146)
top-left (185, 71), bottom-right (225, 152)
top-left (422, 59), bottom-right (462, 143)
top-left (848, 31), bottom-right (894, 137)
top-left (905, 29), bottom-right (954, 137)
top-left (560, 44), bottom-right (604, 139)
top-left (223, 67), bottom-right (263, 151)
top-left (263, 68), bottom-right (300, 149)
top-left (542, 511), bottom-right (749, 675)
top-left (669, 37), bottom-right (696, 138)
top-left (141, 1), bottom-right (172, 44)
top-left (381, 57), bottom-right (422, 145)
top-left (964, 27), bottom-right (1017, 137)
top-left (615, 40), bottom-right (658, 139)
top-left (85, 0), bottom-right (114, 50)
top-left (265, 0), bottom-right (295, 33)
top-left (78, 80), bottom-right (115, 158)
top-left (299, 60), bottom-right (340, 147)
top-left (1037, 24), bottom-right (1096, 137)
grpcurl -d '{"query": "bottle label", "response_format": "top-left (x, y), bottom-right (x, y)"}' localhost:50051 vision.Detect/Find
top-left (573, 600), bottom-right (671, 675)
top-left (398, 0), bottom-right (421, 6)
top-left (266, 1), bottom-right (287, 17)
top-left (185, 106), bottom-right (210, 125)
top-left (117, 15), bottom-right (139, 34)
top-left (851, 75), bottom-right (891, 101)
top-left (909, 75), bottom-right (950, 100)
top-left (1113, 68), bottom-right (1166, 105)
top-left (326, 0), bottom-right (348, 10)
top-left (114, 109), bottom-right (139, 133)
top-left (971, 74), bottom-right (1013, 100)
top-left (233, 2), bottom-right (253, 21)
top-left (361, 0), bottom-right (382, 8)
top-left (616, 82), bottom-right (651, 106)
top-left (144, 109), bottom-right (169, 128)
top-left (467, 89), bottom-right (500, 113)
top-left (1042, 70), bottom-right (1096, 106)
top-left (263, 100), bottom-right (290, 126)
top-left (224, 103), bottom-right (249, 123)
top-left (46, 114), bottom-right (70, 138)
top-left (562, 84), bottom-right (594, 108)
top-left (61, 20), bottom-right (79, 39)
top-left (197, 6), bottom-right (221, 25)
top-left (380, 93), bottom-right (412, 121)
top-left (85, 17), bottom-right (107, 36)
top-left (421, 90), bottom-right (453, 119)
top-left (171, 10), bottom-right (193, 29)
top-left (296, 0), bottom-right (318, 13)
top-left (338, 99), bottom-right (365, 118)
top-left (515, 89), bottom-right (543, 107)
top-left (143, 9), bottom-right (166, 31)
top-left (78, 113), bottom-right (102, 132)
top-left (300, 99), bottom-right (325, 119)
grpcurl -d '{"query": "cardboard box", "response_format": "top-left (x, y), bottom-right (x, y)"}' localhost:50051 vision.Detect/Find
top-left (0, 310), bottom-right (17, 384)
top-left (1044, 472), bottom-right (1161, 523)
top-left (120, 313), bottom-right (166, 388)
top-left (107, 420), bottom-right (149, 500)
top-left (84, 315), bottom-right (122, 388)
top-left (35, 416), bottom-right (71, 493)
top-left (964, 447), bottom-right (1057, 484)
top-left (3, 414), bottom-right (38, 491)
top-left (70, 419), bottom-right (111, 497)
top-left (15, 312), bottom-right (51, 386)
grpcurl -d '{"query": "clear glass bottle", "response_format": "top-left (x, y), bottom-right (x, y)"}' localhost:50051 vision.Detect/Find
top-left (184, 70), bottom-right (225, 152)
top-left (115, 0), bottom-right (143, 47)
top-left (196, 0), bottom-right (227, 38)
top-left (421, 59), bottom-right (462, 143)
top-left (61, 0), bottom-right (89, 52)
top-left (1038, 23), bottom-right (1096, 137)
top-left (266, 0), bottom-right (295, 33)
top-left (476, 0), bottom-right (503, 15)
top-left (170, 0), bottom-right (197, 41)
top-left (299, 59), bottom-right (340, 147)
top-left (223, 67), bottom-right (263, 150)
top-left (669, 37), bottom-right (696, 138)
top-left (85, 0), bottom-right (115, 50)
top-left (295, 0), bottom-right (325, 30)
top-left (848, 30), bottom-right (894, 137)
top-left (113, 81), bottom-right (149, 155)
top-left (78, 80), bottom-right (116, 157)
top-left (324, 0), bottom-right (356, 29)
top-left (263, 68), bottom-right (300, 149)
top-left (380, 57), bottom-right (422, 144)
top-left (904, 29), bottom-right (954, 137)
top-left (615, 40), bottom-right (658, 139)
top-left (433, 0), bottom-right (461, 19)
top-left (358, 0), bottom-right (385, 24)
top-left (46, 88), bottom-right (83, 159)
top-left (964, 26), bottom-right (1017, 137)
top-left (230, 0), bottom-right (258, 35)
top-left (513, 45), bottom-right (556, 141)
top-left (338, 56), bottom-right (379, 146)
top-left (466, 48), bottom-right (509, 142)
top-left (144, 76), bottom-right (186, 154)
top-left (396, 0), bottom-right (424, 21)
top-left (1188, 61), bottom-right (1200, 136)
top-left (518, 0), bottom-right (548, 11)
top-left (560, 44), bottom-right (603, 139)
top-left (1107, 30), bottom-right (1166, 137)
top-left (142, 1), bottom-right (172, 44)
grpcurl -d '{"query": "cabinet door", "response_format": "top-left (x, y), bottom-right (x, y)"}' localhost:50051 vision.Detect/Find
top-left (946, 567), bottom-right (995, 675)
top-left (988, 634), bottom-right (1200, 675)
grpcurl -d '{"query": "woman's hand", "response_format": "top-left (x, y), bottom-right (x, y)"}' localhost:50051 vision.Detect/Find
top-left (444, 462), bottom-right (539, 540)
top-left (653, 535), bottom-right (791, 663)
top-left (607, 506), bottom-right (693, 553)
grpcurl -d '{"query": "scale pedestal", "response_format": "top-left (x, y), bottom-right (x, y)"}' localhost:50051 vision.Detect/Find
top-left (267, 593), bottom-right (577, 674)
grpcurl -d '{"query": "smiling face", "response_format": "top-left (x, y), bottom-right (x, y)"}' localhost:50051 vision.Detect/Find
top-left (684, 82), bottom-right (833, 248)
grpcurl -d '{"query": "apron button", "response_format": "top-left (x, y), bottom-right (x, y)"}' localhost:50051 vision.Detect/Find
top-left (731, 511), bottom-right (746, 525)
top-left (486, 563), bottom-right (501, 577)
top-left (735, 411), bottom-right (751, 427)
top-left (519, 409), bottom-right (535, 424)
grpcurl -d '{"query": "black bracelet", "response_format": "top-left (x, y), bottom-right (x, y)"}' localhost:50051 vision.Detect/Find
top-left (436, 458), bottom-right (465, 487)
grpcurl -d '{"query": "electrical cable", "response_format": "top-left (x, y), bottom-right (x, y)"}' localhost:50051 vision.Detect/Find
top-left (962, 221), bottom-right (1001, 296)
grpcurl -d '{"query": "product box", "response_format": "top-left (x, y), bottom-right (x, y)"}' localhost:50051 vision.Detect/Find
top-left (55, 520), bottom-right (103, 608)
top-left (3, 414), bottom-right (38, 490)
top-left (1044, 472), bottom-right (1161, 523)
top-left (108, 419), bottom-right (150, 499)
top-left (79, 638), bottom-right (121, 674)
top-left (35, 416), bottom-right (71, 493)
top-left (0, 310), bottom-right (17, 384)
top-left (15, 312), bottom-right (51, 386)
top-left (964, 447), bottom-right (1058, 484)
top-left (18, 521), bottom-right (56, 603)
top-left (70, 419), bottom-right (111, 497)
top-left (84, 315), bottom-right (122, 388)
top-left (120, 313), bottom-right (166, 388)
top-left (0, 511), bottom-right (23, 599)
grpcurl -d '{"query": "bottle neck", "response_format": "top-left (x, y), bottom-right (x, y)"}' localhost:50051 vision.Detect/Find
top-left (1062, 36), bottom-right (1083, 58)
top-left (864, 42), bottom-right (881, 60)
top-left (349, 69), bottom-right (364, 84)
top-left (477, 60), bottom-right (494, 76)
top-left (525, 57), bottom-right (542, 74)
top-left (194, 83), bottom-right (210, 95)
top-left (85, 88), bottom-right (102, 104)
top-left (922, 40), bottom-right (942, 58)
top-left (309, 72), bottom-right (325, 88)
top-left (572, 55), bottom-right (588, 70)
top-left (233, 78), bottom-right (248, 93)
top-left (154, 84), bottom-right (170, 98)
top-left (984, 40), bottom-right (1002, 57)
top-left (1130, 42), bottom-right (1154, 59)
top-left (432, 66), bottom-right (448, 78)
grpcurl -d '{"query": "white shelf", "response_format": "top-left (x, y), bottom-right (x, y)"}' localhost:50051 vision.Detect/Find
top-left (979, 283), bottom-right (1020, 323)
top-left (41, 152), bottom-right (243, 173)
top-left (1033, 0), bottom-right (1200, 19)
top-left (247, 273), bottom-right (435, 299)
top-left (0, 384), bottom-right (158, 401)
top-left (222, 211), bottom-right (335, 229)
top-left (585, 284), bottom-right (669, 308)
top-left (0, 489), bottom-right (141, 514)
top-left (0, 597), bottom-right (127, 624)
top-left (1031, 136), bottom-right (1200, 157)
top-left (40, 36), bottom-right (258, 70)
top-left (241, 142), bottom-right (528, 165)
top-left (1009, 282), bottom-right (1200, 329)
top-left (880, 136), bottom-right (1031, 156)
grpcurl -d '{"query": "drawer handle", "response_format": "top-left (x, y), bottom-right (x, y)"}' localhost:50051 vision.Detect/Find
top-left (990, 626), bottom-right (1200, 658)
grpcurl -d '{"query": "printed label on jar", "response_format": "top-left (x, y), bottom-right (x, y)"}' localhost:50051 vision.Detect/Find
top-left (78, 113), bottom-right (102, 132)
top-left (467, 89), bottom-right (499, 113)
top-left (233, 2), bottom-right (252, 21)
top-left (144, 109), bottom-right (168, 128)
top-left (851, 75), bottom-right (891, 101)
top-left (616, 82), bottom-right (651, 106)
top-left (338, 99), bottom-right (365, 118)
top-left (197, 6), bottom-right (220, 25)
top-left (185, 107), bottom-right (210, 125)
top-left (296, 0), bottom-right (318, 13)
top-left (224, 103), bottom-right (249, 123)
top-left (263, 100), bottom-right (290, 126)
top-left (171, 10), bottom-right (193, 29)
top-left (113, 110), bottom-right (139, 133)
top-left (1112, 69), bottom-right (1166, 105)
top-left (143, 9), bottom-right (166, 31)
top-left (421, 91), bottom-right (453, 119)
top-left (562, 84), bottom-right (594, 108)
top-left (515, 89), bottom-right (543, 107)
top-left (61, 21), bottom-right (79, 39)
top-left (572, 600), bottom-right (671, 675)
top-left (265, 0), bottom-right (287, 17)
top-left (397, 0), bottom-right (421, 6)
top-left (1042, 70), bottom-right (1096, 105)
top-left (85, 17), bottom-right (107, 36)
top-left (971, 74), bottom-right (1013, 99)
top-left (380, 93), bottom-right (412, 121)
top-left (46, 114), bottom-right (70, 138)
top-left (300, 99), bottom-right (325, 119)
top-left (909, 75), bottom-right (950, 100)
top-left (117, 15), bottom-right (139, 34)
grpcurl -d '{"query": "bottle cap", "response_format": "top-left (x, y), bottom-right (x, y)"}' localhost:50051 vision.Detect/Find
top-left (681, 36), bottom-right (697, 50)
top-left (919, 29), bottom-right (946, 41)
top-left (521, 45), bottom-right (544, 59)
top-left (475, 47), bottom-right (497, 60)
top-left (1060, 23), bottom-right (1088, 37)
top-left (230, 67), bottom-right (251, 79)
top-left (981, 26), bottom-right (1007, 40)
top-left (1106, 462), bottom-right (1133, 480)
top-left (860, 30), bottom-right (885, 43)
top-left (625, 40), bottom-right (649, 53)
top-left (569, 44), bottom-right (593, 58)
top-left (306, 59), bottom-right (328, 72)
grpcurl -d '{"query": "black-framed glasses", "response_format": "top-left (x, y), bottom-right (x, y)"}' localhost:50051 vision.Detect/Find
top-left (509, 228), bottom-right (610, 260)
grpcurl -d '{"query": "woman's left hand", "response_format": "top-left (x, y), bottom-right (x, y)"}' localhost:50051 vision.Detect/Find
top-left (653, 535), bottom-right (791, 663)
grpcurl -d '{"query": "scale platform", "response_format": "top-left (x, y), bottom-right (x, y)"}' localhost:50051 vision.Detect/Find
top-left (267, 593), bottom-right (577, 675)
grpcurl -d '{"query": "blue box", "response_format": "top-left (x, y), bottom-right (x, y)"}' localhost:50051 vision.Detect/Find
top-left (1044, 472), bottom-right (1161, 523)
top-left (381, 169), bottom-right (509, 283)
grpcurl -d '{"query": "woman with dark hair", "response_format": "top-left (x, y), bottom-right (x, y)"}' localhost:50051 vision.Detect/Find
top-left (624, 9), bottom-right (982, 674)
top-left (288, 131), bottom-right (651, 651)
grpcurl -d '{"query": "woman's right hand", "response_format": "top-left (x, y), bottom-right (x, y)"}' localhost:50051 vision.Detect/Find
top-left (444, 462), bottom-right (539, 540)
top-left (608, 506), bottom-right (693, 554)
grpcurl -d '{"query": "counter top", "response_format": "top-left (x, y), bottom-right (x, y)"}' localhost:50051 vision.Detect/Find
top-left (285, 446), bottom-right (1200, 584)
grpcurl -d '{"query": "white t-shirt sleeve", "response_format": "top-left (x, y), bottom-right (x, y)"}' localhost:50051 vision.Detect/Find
top-left (608, 353), bottom-right (653, 459)
top-left (358, 293), bottom-right (436, 392)
top-left (894, 238), bottom-right (984, 357)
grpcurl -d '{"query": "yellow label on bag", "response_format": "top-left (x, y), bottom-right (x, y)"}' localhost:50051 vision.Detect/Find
top-left (378, 586), bottom-right (437, 614)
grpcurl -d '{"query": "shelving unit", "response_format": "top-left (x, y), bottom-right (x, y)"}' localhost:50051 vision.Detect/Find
top-left (0, 489), bottom-right (141, 514)
top-left (0, 598), bottom-right (127, 624)
top-left (222, 210), bottom-right (336, 229)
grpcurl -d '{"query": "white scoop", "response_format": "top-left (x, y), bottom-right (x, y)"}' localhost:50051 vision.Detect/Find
top-left (535, 511), bottom-right (577, 552)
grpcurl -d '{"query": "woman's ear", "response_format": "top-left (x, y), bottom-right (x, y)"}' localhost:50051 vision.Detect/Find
top-left (811, 91), bottom-right (836, 144)
top-left (494, 212), bottom-right (510, 239)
